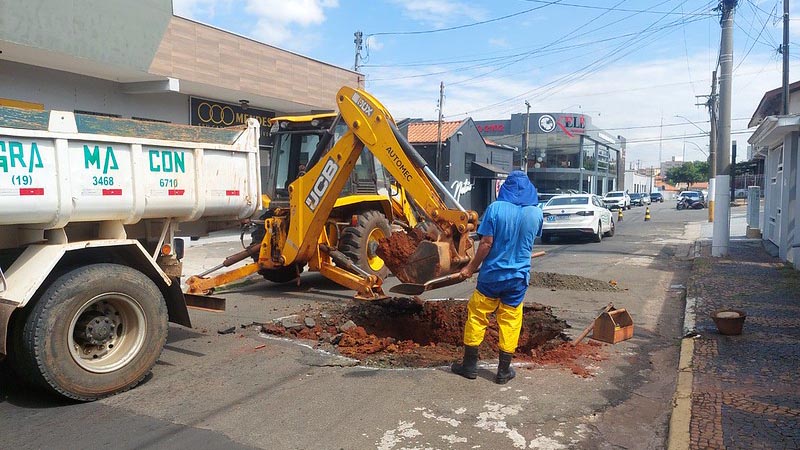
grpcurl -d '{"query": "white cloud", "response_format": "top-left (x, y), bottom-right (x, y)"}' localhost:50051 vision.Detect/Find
top-left (391, 0), bottom-right (484, 27)
top-left (366, 36), bottom-right (384, 52)
top-left (172, 0), bottom-right (230, 19)
top-left (365, 51), bottom-right (791, 167)
top-left (245, 0), bottom-right (339, 47)
top-left (488, 38), bottom-right (509, 47)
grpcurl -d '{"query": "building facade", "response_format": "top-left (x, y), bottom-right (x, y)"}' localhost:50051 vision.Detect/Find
top-left (748, 80), bottom-right (800, 265)
top-left (624, 170), bottom-right (655, 194)
top-left (1, 0), bottom-right (360, 182)
top-left (474, 113), bottom-right (624, 195)
top-left (402, 119), bottom-right (513, 215)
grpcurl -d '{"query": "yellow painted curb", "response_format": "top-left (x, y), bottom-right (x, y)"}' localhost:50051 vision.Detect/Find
top-left (667, 337), bottom-right (695, 450)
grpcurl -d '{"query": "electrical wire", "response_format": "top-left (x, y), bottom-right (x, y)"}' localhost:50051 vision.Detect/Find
top-left (520, 0), bottom-right (715, 16)
top-left (449, 1), bottom-right (713, 117)
top-left (367, 1), bottom-right (563, 37)
top-left (734, 1), bottom-right (777, 72)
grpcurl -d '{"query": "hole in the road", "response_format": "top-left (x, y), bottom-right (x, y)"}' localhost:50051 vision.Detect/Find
top-left (262, 298), bottom-right (572, 368)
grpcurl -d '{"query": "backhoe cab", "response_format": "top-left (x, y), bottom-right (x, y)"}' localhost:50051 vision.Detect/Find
top-left (186, 87), bottom-right (478, 300)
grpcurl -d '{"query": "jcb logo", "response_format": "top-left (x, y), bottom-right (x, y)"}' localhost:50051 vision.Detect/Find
top-left (351, 92), bottom-right (374, 117)
top-left (305, 158), bottom-right (339, 211)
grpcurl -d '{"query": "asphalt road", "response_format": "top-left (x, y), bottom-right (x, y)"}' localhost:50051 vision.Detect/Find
top-left (1, 201), bottom-right (709, 449)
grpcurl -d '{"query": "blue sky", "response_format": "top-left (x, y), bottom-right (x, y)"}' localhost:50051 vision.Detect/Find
top-left (174, 0), bottom-right (798, 167)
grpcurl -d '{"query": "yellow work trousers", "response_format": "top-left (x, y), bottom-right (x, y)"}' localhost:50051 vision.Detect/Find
top-left (463, 290), bottom-right (524, 354)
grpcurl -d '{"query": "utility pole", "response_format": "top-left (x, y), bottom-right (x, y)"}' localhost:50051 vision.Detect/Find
top-left (713, 0), bottom-right (737, 258)
top-left (709, 70), bottom-right (718, 221)
top-left (658, 116), bottom-right (663, 176)
top-left (436, 81), bottom-right (444, 179)
top-left (353, 31), bottom-right (363, 72)
top-left (783, 0), bottom-right (790, 115)
top-left (730, 140), bottom-right (737, 203)
top-left (523, 101), bottom-right (531, 172)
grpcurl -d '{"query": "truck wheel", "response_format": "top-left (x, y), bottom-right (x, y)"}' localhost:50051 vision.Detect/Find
top-left (15, 264), bottom-right (168, 401)
top-left (339, 210), bottom-right (392, 278)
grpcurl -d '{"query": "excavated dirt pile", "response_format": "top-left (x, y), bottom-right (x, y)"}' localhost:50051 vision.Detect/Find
top-left (375, 229), bottom-right (429, 283)
top-left (529, 272), bottom-right (621, 292)
top-left (260, 298), bottom-right (606, 376)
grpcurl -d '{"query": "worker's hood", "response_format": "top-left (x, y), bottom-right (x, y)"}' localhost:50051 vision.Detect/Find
top-left (497, 171), bottom-right (538, 207)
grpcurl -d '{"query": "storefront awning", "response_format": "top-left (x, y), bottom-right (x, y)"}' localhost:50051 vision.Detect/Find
top-left (471, 161), bottom-right (508, 179)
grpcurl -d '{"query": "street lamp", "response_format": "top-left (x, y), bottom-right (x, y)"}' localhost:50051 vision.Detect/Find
top-left (674, 115), bottom-right (709, 135)
top-left (684, 140), bottom-right (708, 157)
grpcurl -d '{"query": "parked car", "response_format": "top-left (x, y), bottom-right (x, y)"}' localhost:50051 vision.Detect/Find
top-left (536, 193), bottom-right (559, 209)
top-left (603, 190), bottom-right (631, 210)
top-left (541, 194), bottom-right (615, 243)
top-left (678, 190), bottom-right (705, 203)
top-left (650, 192), bottom-right (664, 203)
top-left (629, 193), bottom-right (651, 206)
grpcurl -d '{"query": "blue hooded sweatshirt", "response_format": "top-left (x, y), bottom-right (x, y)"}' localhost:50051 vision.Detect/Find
top-left (475, 171), bottom-right (543, 306)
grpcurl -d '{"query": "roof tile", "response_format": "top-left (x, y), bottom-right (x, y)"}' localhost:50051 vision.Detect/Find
top-left (407, 120), bottom-right (464, 143)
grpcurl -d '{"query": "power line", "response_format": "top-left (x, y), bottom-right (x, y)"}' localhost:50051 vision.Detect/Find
top-left (367, 0), bottom-right (637, 82)
top-left (625, 129), bottom-right (752, 144)
top-left (453, 1), bottom-right (715, 117)
top-left (734, 1), bottom-right (776, 71)
top-left (366, 1), bottom-right (563, 37)
top-left (521, 0), bottom-right (715, 16)
top-left (602, 117), bottom-right (750, 132)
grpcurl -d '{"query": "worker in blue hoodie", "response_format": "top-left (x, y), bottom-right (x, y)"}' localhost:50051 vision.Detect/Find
top-left (451, 170), bottom-right (543, 384)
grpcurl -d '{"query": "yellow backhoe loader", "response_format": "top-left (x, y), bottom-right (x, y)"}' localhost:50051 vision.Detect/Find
top-left (186, 87), bottom-right (478, 300)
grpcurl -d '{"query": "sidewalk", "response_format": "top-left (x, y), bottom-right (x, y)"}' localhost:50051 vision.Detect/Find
top-left (670, 234), bottom-right (800, 449)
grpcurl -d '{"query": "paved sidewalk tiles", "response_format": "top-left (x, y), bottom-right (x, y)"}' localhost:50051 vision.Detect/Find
top-left (686, 240), bottom-right (800, 450)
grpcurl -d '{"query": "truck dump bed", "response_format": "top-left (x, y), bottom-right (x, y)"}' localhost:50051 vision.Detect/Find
top-left (0, 106), bottom-right (260, 227)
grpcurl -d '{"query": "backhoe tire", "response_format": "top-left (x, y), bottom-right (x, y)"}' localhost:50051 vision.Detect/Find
top-left (250, 219), bottom-right (303, 284)
top-left (14, 264), bottom-right (168, 401)
top-left (339, 210), bottom-right (392, 279)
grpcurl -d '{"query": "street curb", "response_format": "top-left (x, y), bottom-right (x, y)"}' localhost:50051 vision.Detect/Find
top-left (668, 336), bottom-right (695, 450)
top-left (667, 239), bottom-right (702, 450)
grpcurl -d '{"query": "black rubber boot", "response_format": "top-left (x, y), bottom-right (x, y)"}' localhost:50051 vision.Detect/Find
top-left (451, 345), bottom-right (479, 379)
top-left (495, 351), bottom-right (516, 384)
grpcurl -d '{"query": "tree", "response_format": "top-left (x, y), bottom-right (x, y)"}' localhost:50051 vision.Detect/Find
top-left (666, 161), bottom-right (708, 188)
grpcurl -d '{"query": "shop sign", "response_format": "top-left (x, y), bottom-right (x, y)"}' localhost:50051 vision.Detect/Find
top-left (535, 113), bottom-right (587, 137)
top-left (190, 97), bottom-right (274, 147)
top-left (476, 122), bottom-right (508, 134)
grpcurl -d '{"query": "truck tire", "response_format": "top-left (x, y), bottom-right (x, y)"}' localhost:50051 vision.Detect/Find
top-left (339, 210), bottom-right (392, 279)
top-left (15, 264), bottom-right (168, 401)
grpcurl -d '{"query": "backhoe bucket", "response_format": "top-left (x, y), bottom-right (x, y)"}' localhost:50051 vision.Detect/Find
top-left (377, 232), bottom-right (453, 284)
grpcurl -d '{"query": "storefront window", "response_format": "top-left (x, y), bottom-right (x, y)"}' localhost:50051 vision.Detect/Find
top-left (609, 148), bottom-right (618, 175)
top-left (597, 145), bottom-right (610, 172)
top-left (582, 137), bottom-right (596, 171)
top-left (529, 133), bottom-right (580, 169)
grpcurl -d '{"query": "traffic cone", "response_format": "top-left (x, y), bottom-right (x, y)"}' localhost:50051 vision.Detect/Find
top-left (644, 207), bottom-right (651, 221)
top-left (617, 208), bottom-right (623, 222)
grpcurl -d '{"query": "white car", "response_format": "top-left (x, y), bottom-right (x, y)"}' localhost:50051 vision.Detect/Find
top-left (603, 191), bottom-right (631, 210)
top-left (541, 194), bottom-right (615, 243)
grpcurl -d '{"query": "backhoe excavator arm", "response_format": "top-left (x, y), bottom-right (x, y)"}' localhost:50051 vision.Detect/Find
top-left (280, 87), bottom-right (477, 280)
top-left (187, 86), bottom-right (477, 300)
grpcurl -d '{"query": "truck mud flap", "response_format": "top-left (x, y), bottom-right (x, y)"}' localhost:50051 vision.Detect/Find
top-left (183, 293), bottom-right (226, 312)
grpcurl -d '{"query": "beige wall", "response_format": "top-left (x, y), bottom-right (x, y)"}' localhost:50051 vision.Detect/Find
top-left (149, 17), bottom-right (360, 111)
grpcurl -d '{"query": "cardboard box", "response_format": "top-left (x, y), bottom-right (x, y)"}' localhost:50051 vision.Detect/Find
top-left (592, 308), bottom-right (634, 344)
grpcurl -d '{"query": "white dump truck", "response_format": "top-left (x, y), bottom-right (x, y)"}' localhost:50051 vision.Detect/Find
top-left (0, 106), bottom-right (260, 400)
